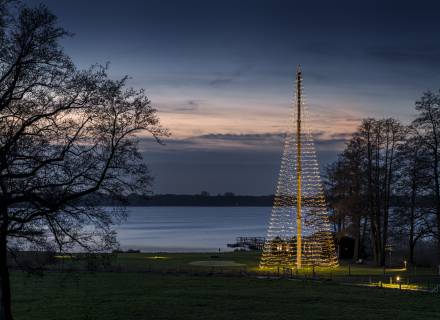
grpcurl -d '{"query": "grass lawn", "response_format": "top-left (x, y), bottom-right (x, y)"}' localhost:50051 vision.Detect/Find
top-left (10, 252), bottom-right (440, 319)
top-left (105, 252), bottom-right (435, 277)
top-left (113, 251), bottom-right (260, 272)
top-left (11, 271), bottom-right (440, 320)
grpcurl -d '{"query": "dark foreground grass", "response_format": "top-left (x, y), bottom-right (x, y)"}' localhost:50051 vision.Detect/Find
top-left (115, 251), bottom-right (261, 270)
top-left (11, 271), bottom-right (440, 320)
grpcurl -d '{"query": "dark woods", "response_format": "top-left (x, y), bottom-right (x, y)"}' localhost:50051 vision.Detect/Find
top-left (326, 92), bottom-right (440, 268)
top-left (0, 2), bottom-right (167, 319)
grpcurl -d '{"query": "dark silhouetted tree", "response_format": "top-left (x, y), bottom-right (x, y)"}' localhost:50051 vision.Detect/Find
top-left (326, 135), bottom-right (367, 261)
top-left (412, 90), bottom-right (440, 261)
top-left (393, 129), bottom-right (432, 265)
top-left (0, 3), bottom-right (168, 319)
top-left (326, 118), bottom-right (405, 266)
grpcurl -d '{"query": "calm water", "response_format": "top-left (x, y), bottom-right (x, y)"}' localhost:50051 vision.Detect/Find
top-left (114, 207), bottom-right (271, 252)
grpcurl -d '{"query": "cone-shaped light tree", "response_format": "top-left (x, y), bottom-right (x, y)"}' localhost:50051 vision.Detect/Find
top-left (260, 66), bottom-right (338, 269)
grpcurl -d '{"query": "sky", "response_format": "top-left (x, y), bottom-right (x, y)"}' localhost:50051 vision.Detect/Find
top-left (29, 0), bottom-right (440, 195)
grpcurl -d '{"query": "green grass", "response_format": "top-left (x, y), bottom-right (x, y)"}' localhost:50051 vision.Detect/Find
top-left (103, 252), bottom-right (435, 277)
top-left (11, 271), bottom-right (440, 320)
top-left (188, 260), bottom-right (245, 266)
top-left (11, 252), bottom-right (440, 319)
top-left (114, 251), bottom-right (261, 270)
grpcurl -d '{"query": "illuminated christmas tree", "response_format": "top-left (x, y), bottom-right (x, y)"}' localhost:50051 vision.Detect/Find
top-left (260, 66), bottom-right (338, 270)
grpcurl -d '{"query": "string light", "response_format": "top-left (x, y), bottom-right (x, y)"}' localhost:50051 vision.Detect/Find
top-left (260, 66), bottom-right (338, 270)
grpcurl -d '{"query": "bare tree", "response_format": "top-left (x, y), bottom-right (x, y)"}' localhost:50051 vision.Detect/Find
top-left (393, 129), bottom-right (432, 265)
top-left (327, 118), bottom-right (405, 266)
top-left (0, 4), bottom-right (168, 319)
top-left (325, 136), bottom-right (367, 261)
top-left (412, 91), bottom-right (440, 261)
top-left (379, 118), bottom-right (406, 266)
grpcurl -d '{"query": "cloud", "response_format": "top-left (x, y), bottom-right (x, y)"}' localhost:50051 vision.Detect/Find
top-left (303, 42), bottom-right (340, 58)
top-left (173, 99), bottom-right (200, 112)
top-left (140, 131), bottom-right (349, 154)
top-left (367, 45), bottom-right (440, 67)
top-left (197, 133), bottom-right (284, 142)
top-left (313, 130), bottom-right (353, 141)
top-left (209, 78), bottom-right (234, 86)
top-left (139, 133), bottom-right (284, 153)
top-left (139, 132), bottom-right (349, 194)
top-left (208, 63), bottom-right (253, 87)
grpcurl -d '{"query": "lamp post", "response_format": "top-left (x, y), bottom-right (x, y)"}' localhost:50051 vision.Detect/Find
top-left (396, 275), bottom-right (401, 290)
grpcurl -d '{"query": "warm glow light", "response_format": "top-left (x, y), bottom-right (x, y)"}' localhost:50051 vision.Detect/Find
top-left (146, 256), bottom-right (168, 260)
top-left (260, 67), bottom-right (338, 270)
top-left (368, 282), bottom-right (421, 291)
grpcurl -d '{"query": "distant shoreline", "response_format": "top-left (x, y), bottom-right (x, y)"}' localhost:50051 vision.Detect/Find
top-left (91, 193), bottom-right (437, 207)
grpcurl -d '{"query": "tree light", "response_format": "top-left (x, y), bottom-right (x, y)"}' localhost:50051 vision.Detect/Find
top-left (260, 67), bottom-right (338, 270)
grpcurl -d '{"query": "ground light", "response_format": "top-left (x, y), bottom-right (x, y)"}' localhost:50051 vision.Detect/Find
top-left (145, 256), bottom-right (168, 260)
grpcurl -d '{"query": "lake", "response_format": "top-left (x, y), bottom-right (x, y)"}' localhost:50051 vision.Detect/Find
top-left (115, 207), bottom-right (271, 252)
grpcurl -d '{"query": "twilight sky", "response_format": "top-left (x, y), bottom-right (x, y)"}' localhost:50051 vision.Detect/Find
top-left (30, 0), bottom-right (440, 195)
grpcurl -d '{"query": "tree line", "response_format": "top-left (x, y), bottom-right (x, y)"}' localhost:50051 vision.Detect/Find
top-left (325, 91), bottom-right (440, 267)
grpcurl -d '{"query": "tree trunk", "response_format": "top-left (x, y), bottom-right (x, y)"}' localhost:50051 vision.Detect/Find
top-left (409, 212), bottom-right (415, 266)
top-left (382, 136), bottom-right (396, 267)
top-left (374, 132), bottom-right (383, 266)
top-left (0, 204), bottom-right (12, 320)
top-left (380, 182), bottom-right (388, 266)
top-left (367, 129), bottom-right (380, 265)
top-left (428, 111), bottom-right (440, 263)
top-left (433, 148), bottom-right (440, 263)
top-left (409, 204), bottom-right (415, 266)
top-left (409, 162), bottom-right (417, 266)
top-left (361, 217), bottom-right (368, 259)
top-left (409, 241), bottom-right (415, 266)
top-left (437, 201), bottom-right (440, 264)
top-left (353, 215), bottom-right (361, 261)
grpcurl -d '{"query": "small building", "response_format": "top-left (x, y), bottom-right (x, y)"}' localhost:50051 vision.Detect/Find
top-left (336, 236), bottom-right (355, 260)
